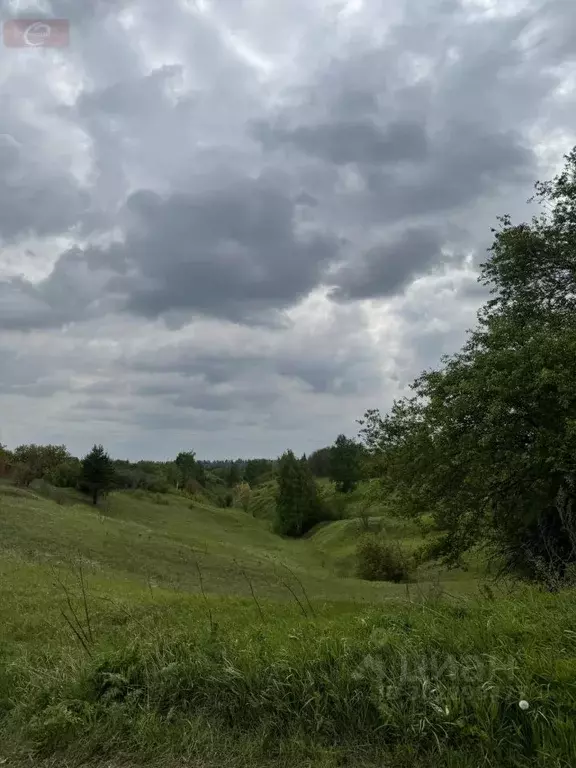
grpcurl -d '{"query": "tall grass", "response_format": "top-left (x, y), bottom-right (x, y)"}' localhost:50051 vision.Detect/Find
top-left (2, 589), bottom-right (575, 767)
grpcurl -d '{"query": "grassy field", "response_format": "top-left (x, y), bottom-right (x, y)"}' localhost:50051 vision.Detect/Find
top-left (1, 481), bottom-right (575, 767)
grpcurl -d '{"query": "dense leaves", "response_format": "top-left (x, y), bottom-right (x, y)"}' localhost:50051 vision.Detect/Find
top-left (274, 451), bottom-right (325, 537)
top-left (361, 147), bottom-right (576, 582)
top-left (81, 445), bottom-right (116, 505)
top-left (329, 434), bottom-right (364, 493)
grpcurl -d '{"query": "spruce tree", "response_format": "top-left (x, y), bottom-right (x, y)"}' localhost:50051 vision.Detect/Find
top-left (275, 450), bottom-right (323, 536)
top-left (81, 444), bottom-right (115, 505)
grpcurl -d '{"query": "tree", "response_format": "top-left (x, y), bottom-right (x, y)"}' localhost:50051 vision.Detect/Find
top-left (81, 445), bottom-right (115, 505)
top-left (360, 147), bottom-right (576, 583)
top-left (0, 444), bottom-right (11, 477)
top-left (46, 458), bottom-right (82, 488)
top-left (12, 444), bottom-right (70, 485)
top-left (329, 434), bottom-right (363, 493)
top-left (226, 462), bottom-right (241, 488)
top-left (308, 446), bottom-right (332, 478)
top-left (244, 459), bottom-right (274, 487)
top-left (234, 481), bottom-right (252, 513)
top-left (175, 451), bottom-right (205, 490)
top-left (175, 451), bottom-right (196, 489)
top-left (274, 450), bottom-right (324, 537)
top-left (328, 435), bottom-right (361, 493)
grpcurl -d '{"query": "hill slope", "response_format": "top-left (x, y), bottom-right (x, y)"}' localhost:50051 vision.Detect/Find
top-left (2, 483), bottom-right (575, 768)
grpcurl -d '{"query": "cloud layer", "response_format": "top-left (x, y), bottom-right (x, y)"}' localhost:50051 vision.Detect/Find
top-left (0, 0), bottom-right (575, 458)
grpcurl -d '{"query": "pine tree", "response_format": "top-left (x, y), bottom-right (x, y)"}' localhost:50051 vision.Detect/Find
top-left (81, 444), bottom-right (115, 505)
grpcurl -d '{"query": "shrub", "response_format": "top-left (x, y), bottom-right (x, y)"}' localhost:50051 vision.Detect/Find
top-left (356, 534), bottom-right (411, 582)
top-left (46, 459), bottom-right (82, 489)
top-left (12, 462), bottom-right (35, 487)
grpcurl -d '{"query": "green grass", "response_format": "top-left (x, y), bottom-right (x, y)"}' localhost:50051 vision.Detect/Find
top-left (1, 482), bottom-right (575, 767)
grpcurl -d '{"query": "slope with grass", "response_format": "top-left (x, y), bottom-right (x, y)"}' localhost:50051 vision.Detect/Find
top-left (1, 482), bottom-right (575, 767)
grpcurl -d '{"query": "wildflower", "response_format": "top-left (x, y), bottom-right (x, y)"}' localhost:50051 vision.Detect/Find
top-left (519, 700), bottom-right (529, 710)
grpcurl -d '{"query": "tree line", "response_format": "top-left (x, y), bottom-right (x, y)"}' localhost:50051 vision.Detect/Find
top-left (0, 431), bottom-right (365, 523)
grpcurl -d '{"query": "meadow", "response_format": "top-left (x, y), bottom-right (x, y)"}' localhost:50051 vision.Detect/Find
top-left (0, 480), bottom-right (575, 768)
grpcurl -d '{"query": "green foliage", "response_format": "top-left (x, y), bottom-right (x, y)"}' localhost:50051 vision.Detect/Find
top-left (12, 462), bottom-right (36, 488)
top-left (329, 434), bottom-right (363, 493)
top-left (12, 444), bottom-right (70, 485)
top-left (45, 458), bottom-right (82, 488)
top-left (175, 451), bottom-right (205, 490)
top-left (356, 534), bottom-right (411, 582)
top-left (226, 462), bottom-right (242, 488)
top-left (234, 481), bottom-right (252, 513)
top-left (0, 443), bottom-right (12, 475)
top-left (244, 458), bottom-right (274, 487)
top-left (274, 451), bottom-right (326, 537)
top-left (361, 148), bottom-right (576, 583)
top-left (308, 446), bottom-right (332, 477)
top-left (80, 445), bottom-right (116, 505)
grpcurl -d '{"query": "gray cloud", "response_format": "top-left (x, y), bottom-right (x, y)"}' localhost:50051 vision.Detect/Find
top-left (0, 129), bottom-right (90, 244)
top-left (331, 226), bottom-right (445, 301)
top-left (253, 118), bottom-right (428, 167)
top-left (0, 0), bottom-right (575, 458)
top-left (117, 180), bottom-right (340, 323)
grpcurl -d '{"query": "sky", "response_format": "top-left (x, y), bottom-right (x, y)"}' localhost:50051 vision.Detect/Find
top-left (0, 0), bottom-right (575, 460)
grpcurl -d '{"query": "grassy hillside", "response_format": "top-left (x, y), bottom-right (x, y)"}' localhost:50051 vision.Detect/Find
top-left (1, 482), bottom-right (575, 767)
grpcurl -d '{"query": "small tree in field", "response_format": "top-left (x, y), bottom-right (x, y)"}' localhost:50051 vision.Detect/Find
top-left (81, 445), bottom-right (115, 505)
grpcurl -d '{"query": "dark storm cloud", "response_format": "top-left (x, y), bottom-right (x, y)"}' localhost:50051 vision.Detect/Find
top-left (331, 226), bottom-right (445, 301)
top-left (110, 179), bottom-right (341, 324)
top-left (253, 118), bottom-right (428, 167)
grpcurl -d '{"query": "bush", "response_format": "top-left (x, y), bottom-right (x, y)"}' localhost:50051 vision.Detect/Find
top-left (356, 535), bottom-right (411, 583)
top-left (12, 462), bottom-right (35, 487)
top-left (46, 459), bottom-right (82, 489)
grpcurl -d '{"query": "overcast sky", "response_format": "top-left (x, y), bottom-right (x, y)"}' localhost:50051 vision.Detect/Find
top-left (0, 0), bottom-right (575, 460)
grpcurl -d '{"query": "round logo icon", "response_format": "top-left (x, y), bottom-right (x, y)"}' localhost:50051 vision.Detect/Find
top-left (23, 20), bottom-right (52, 46)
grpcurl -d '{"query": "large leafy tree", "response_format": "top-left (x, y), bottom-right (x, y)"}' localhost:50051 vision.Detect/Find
top-left (175, 451), bottom-right (205, 490)
top-left (81, 445), bottom-right (116, 505)
top-left (244, 459), bottom-right (274, 487)
top-left (361, 148), bottom-right (576, 581)
top-left (12, 444), bottom-right (70, 485)
top-left (307, 446), bottom-right (332, 478)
